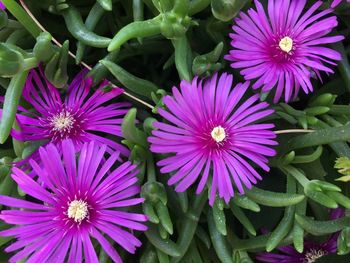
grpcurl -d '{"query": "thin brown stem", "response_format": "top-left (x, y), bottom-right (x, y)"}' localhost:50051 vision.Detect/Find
top-left (274, 129), bottom-right (315, 135)
top-left (19, 0), bottom-right (155, 110)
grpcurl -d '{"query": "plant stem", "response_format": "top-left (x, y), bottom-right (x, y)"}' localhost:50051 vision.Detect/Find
top-left (280, 165), bottom-right (309, 187)
top-left (23, 57), bottom-right (38, 71)
top-left (274, 129), bottom-right (314, 134)
top-left (170, 192), bottom-right (207, 263)
top-left (146, 154), bottom-right (156, 182)
top-left (285, 123), bottom-right (350, 152)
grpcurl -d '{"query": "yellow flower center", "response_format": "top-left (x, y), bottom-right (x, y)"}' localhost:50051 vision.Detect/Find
top-left (211, 126), bottom-right (226, 143)
top-left (67, 200), bottom-right (88, 223)
top-left (279, 36), bottom-right (293, 53)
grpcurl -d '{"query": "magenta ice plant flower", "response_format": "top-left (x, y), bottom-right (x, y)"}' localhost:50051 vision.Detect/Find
top-left (331, 0), bottom-right (350, 7)
top-left (10, 69), bottom-right (129, 157)
top-left (0, 140), bottom-right (147, 263)
top-left (148, 73), bottom-right (277, 205)
top-left (0, 2), bottom-right (5, 10)
top-left (256, 239), bottom-right (337, 263)
top-left (256, 209), bottom-right (345, 263)
top-left (225, 0), bottom-right (344, 102)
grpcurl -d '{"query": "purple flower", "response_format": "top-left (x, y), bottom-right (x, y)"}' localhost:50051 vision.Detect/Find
top-left (11, 69), bottom-right (129, 157)
top-left (0, 2), bottom-right (5, 10)
top-left (256, 209), bottom-right (344, 263)
top-left (331, 0), bottom-right (350, 7)
top-left (0, 140), bottom-right (147, 262)
top-left (148, 73), bottom-right (277, 205)
top-left (225, 0), bottom-right (344, 103)
top-left (256, 240), bottom-right (337, 263)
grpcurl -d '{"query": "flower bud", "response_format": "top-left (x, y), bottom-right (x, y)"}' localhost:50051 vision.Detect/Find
top-left (33, 32), bottom-right (56, 62)
top-left (335, 157), bottom-right (350, 181)
top-left (309, 93), bottom-right (337, 107)
top-left (0, 43), bottom-right (24, 77)
top-left (211, 0), bottom-right (249, 22)
top-left (160, 11), bottom-right (192, 39)
top-left (305, 106), bottom-right (330, 116)
top-left (141, 181), bottom-right (167, 205)
top-left (192, 42), bottom-right (223, 77)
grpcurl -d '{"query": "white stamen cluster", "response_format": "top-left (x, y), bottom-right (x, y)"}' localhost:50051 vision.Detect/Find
top-left (303, 248), bottom-right (327, 263)
top-left (279, 36), bottom-right (293, 53)
top-left (49, 111), bottom-right (75, 134)
top-left (67, 199), bottom-right (89, 223)
top-left (211, 126), bottom-right (226, 143)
